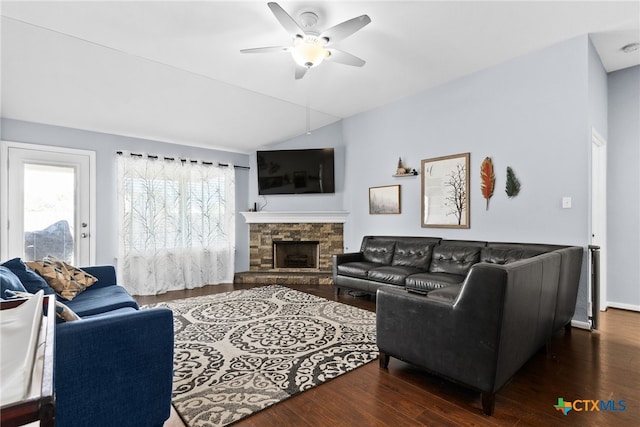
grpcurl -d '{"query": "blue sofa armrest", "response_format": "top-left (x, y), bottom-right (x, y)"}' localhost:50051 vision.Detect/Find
top-left (80, 265), bottom-right (117, 289)
top-left (55, 308), bottom-right (174, 427)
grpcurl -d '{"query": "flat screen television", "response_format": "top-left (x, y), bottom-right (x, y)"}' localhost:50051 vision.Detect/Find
top-left (257, 148), bottom-right (335, 195)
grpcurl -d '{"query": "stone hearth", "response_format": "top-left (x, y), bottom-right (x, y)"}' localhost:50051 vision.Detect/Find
top-left (234, 211), bottom-right (348, 285)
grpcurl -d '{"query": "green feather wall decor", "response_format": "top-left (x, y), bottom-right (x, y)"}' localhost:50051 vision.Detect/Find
top-left (505, 167), bottom-right (521, 198)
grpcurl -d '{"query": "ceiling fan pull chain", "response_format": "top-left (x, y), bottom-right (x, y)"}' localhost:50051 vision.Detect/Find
top-left (306, 90), bottom-right (311, 135)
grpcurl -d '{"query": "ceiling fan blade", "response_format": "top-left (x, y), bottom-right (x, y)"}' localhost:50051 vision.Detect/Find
top-left (295, 65), bottom-right (308, 80)
top-left (268, 2), bottom-right (304, 38)
top-left (320, 15), bottom-right (371, 44)
top-left (326, 49), bottom-right (366, 67)
top-left (240, 46), bottom-right (288, 54)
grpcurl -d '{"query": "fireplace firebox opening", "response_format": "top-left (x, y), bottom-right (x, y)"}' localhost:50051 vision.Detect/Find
top-left (273, 241), bottom-right (320, 269)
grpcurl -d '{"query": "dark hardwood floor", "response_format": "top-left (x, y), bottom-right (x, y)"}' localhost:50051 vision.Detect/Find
top-left (135, 283), bottom-right (640, 427)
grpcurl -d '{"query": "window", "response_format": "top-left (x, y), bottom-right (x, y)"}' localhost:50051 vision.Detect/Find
top-left (117, 154), bottom-right (235, 295)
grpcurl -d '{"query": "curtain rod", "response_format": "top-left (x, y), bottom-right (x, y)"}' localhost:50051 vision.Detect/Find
top-left (116, 151), bottom-right (250, 170)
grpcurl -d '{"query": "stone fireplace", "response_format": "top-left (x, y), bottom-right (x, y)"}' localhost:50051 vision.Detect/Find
top-left (235, 211), bottom-right (348, 285)
top-left (249, 222), bottom-right (343, 271)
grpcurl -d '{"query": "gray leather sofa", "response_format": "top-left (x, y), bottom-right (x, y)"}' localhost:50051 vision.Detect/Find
top-left (332, 235), bottom-right (583, 415)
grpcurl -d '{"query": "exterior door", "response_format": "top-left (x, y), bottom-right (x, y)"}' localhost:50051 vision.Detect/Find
top-left (1, 142), bottom-right (95, 266)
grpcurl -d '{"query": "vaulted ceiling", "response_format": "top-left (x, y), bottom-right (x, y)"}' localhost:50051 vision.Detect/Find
top-left (2, 1), bottom-right (639, 153)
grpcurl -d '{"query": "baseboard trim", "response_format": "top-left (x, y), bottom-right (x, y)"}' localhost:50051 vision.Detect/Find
top-left (606, 302), bottom-right (640, 312)
top-left (571, 320), bottom-right (592, 330)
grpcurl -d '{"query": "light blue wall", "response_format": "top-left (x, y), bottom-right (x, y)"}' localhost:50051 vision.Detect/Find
top-left (588, 38), bottom-right (608, 137)
top-left (4, 34), bottom-right (625, 322)
top-left (265, 36), bottom-right (600, 322)
top-left (1, 118), bottom-right (251, 272)
top-left (607, 65), bottom-right (640, 310)
top-left (341, 36), bottom-right (593, 252)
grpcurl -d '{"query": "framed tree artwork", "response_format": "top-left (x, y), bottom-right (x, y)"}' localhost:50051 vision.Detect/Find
top-left (421, 153), bottom-right (470, 228)
top-left (369, 185), bottom-right (401, 214)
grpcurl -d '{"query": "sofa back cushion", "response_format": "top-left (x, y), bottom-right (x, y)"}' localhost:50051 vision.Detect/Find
top-left (481, 247), bottom-right (544, 265)
top-left (486, 242), bottom-right (563, 253)
top-left (391, 241), bottom-right (434, 269)
top-left (0, 266), bottom-right (27, 297)
top-left (362, 240), bottom-right (396, 264)
top-left (429, 245), bottom-right (481, 276)
top-left (1, 258), bottom-right (55, 295)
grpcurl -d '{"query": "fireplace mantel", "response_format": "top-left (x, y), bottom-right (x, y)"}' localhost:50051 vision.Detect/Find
top-left (240, 211), bottom-right (349, 224)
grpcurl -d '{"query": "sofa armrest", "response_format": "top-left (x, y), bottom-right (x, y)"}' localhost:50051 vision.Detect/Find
top-left (55, 308), bottom-right (174, 427)
top-left (332, 252), bottom-right (363, 276)
top-left (79, 265), bottom-right (117, 289)
top-left (333, 252), bottom-right (364, 265)
top-left (552, 246), bottom-right (584, 331)
top-left (377, 252), bottom-right (561, 397)
top-left (377, 264), bottom-right (508, 392)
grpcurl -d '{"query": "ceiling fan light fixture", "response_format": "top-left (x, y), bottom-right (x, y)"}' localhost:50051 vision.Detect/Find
top-left (291, 36), bottom-right (329, 68)
top-left (242, 3), bottom-right (370, 79)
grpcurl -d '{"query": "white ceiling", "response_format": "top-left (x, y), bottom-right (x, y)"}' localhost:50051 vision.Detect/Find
top-left (2, 1), bottom-right (639, 154)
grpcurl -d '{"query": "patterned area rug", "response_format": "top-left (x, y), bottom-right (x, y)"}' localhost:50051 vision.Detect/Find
top-left (150, 285), bottom-right (378, 427)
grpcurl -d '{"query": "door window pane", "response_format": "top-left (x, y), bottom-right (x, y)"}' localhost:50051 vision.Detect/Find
top-left (23, 164), bottom-right (75, 263)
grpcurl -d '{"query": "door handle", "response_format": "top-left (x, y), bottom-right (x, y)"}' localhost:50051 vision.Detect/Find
top-left (81, 233), bottom-right (89, 238)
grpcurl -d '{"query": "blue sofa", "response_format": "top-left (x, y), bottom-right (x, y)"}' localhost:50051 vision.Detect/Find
top-left (1, 260), bottom-right (174, 427)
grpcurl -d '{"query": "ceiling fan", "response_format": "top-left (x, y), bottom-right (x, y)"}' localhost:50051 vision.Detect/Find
top-left (241, 2), bottom-right (371, 79)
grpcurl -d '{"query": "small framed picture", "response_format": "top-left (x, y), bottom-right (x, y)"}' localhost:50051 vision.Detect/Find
top-left (369, 185), bottom-right (401, 214)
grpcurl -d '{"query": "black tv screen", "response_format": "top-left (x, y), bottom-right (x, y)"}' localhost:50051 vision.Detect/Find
top-left (257, 148), bottom-right (335, 195)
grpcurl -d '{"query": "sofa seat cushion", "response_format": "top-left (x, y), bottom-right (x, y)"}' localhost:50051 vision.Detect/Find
top-left (337, 262), bottom-right (384, 279)
top-left (425, 284), bottom-right (463, 304)
top-left (367, 266), bottom-right (424, 285)
top-left (429, 246), bottom-right (481, 276)
top-left (391, 241), bottom-right (434, 269)
top-left (405, 272), bottom-right (465, 294)
top-left (64, 285), bottom-right (139, 317)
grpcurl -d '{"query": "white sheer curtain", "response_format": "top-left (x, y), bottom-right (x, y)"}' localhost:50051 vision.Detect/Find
top-left (117, 153), bottom-right (235, 295)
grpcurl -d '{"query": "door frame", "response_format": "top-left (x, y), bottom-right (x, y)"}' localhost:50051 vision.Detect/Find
top-left (0, 141), bottom-right (97, 264)
top-left (590, 129), bottom-right (607, 312)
